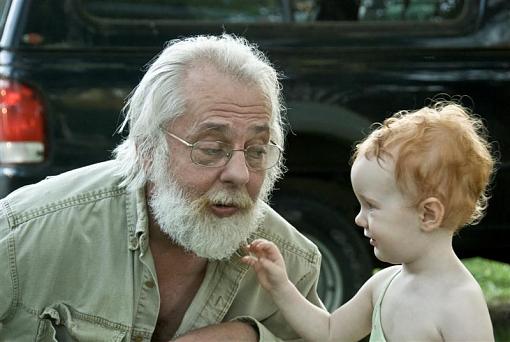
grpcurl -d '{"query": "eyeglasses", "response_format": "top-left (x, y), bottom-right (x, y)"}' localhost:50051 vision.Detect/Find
top-left (166, 132), bottom-right (282, 171)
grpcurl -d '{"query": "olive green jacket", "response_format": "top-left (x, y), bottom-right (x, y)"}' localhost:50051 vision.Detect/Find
top-left (0, 161), bottom-right (323, 341)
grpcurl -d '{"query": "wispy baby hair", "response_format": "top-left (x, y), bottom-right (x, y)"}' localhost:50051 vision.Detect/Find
top-left (353, 101), bottom-right (495, 230)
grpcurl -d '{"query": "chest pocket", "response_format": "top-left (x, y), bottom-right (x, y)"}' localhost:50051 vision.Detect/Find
top-left (36, 303), bottom-right (127, 342)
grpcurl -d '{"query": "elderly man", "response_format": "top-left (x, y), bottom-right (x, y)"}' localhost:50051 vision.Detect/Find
top-left (0, 34), bottom-right (323, 341)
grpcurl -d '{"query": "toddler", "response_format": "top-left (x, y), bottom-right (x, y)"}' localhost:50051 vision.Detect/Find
top-left (242, 102), bottom-right (495, 341)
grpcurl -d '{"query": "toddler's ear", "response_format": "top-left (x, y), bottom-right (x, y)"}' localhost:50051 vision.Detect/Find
top-left (419, 197), bottom-right (444, 232)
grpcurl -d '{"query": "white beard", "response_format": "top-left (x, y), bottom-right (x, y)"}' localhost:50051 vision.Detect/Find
top-left (148, 155), bottom-right (267, 260)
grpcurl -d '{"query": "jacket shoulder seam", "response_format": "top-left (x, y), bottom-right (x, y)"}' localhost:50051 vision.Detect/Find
top-left (10, 188), bottom-right (126, 228)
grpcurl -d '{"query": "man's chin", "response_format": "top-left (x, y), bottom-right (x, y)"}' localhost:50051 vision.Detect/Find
top-left (192, 211), bottom-right (258, 260)
top-left (148, 172), bottom-right (264, 260)
top-left (157, 207), bottom-right (262, 261)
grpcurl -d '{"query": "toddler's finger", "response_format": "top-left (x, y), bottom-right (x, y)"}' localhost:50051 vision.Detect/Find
top-left (250, 239), bottom-right (267, 248)
top-left (257, 240), bottom-right (277, 253)
top-left (241, 255), bottom-right (256, 266)
top-left (242, 244), bottom-right (251, 254)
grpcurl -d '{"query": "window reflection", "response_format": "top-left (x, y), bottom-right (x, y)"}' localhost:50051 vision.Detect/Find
top-left (82, 0), bottom-right (465, 23)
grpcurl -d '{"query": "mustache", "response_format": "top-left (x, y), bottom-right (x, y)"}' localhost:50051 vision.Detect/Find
top-left (193, 188), bottom-right (255, 213)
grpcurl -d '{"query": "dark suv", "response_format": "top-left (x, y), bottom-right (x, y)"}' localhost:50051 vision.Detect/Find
top-left (1, 0), bottom-right (509, 310)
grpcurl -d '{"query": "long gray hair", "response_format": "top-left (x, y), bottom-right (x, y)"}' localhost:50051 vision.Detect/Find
top-left (114, 34), bottom-right (286, 196)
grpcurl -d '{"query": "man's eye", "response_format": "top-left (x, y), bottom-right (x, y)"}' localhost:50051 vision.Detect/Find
top-left (246, 146), bottom-right (267, 159)
top-left (200, 147), bottom-right (224, 156)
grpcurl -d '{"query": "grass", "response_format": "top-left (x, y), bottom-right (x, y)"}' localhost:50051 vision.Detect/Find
top-left (463, 258), bottom-right (510, 342)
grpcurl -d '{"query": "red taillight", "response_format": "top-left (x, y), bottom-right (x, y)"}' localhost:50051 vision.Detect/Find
top-left (0, 79), bottom-right (46, 163)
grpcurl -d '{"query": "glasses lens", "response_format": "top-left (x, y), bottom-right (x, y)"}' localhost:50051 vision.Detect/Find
top-left (190, 141), bottom-right (281, 170)
top-left (245, 144), bottom-right (280, 170)
top-left (191, 141), bottom-right (229, 166)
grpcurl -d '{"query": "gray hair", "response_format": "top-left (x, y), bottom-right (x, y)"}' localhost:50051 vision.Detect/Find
top-left (114, 34), bottom-right (286, 193)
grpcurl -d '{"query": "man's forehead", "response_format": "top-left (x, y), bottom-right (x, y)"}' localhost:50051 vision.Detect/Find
top-left (183, 121), bottom-right (270, 139)
top-left (195, 121), bottom-right (270, 133)
top-left (167, 107), bottom-right (271, 132)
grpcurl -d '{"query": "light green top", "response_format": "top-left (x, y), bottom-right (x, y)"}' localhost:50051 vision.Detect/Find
top-left (370, 269), bottom-right (401, 342)
top-left (0, 160), bottom-right (323, 341)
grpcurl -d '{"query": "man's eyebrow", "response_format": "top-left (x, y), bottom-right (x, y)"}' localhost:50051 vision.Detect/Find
top-left (193, 123), bottom-right (229, 136)
top-left (192, 123), bottom-right (270, 136)
top-left (249, 124), bottom-right (270, 134)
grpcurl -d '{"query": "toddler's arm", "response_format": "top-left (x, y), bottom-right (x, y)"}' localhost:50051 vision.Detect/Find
top-left (242, 239), bottom-right (383, 342)
top-left (242, 239), bottom-right (331, 342)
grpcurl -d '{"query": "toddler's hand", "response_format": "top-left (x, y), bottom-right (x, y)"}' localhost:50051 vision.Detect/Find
top-left (241, 239), bottom-right (290, 293)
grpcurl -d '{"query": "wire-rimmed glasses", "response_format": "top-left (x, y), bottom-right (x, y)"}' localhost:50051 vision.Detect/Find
top-left (166, 132), bottom-right (282, 171)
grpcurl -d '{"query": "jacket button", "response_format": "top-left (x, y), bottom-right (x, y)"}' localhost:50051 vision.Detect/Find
top-left (145, 280), bottom-right (155, 288)
top-left (134, 335), bottom-right (144, 342)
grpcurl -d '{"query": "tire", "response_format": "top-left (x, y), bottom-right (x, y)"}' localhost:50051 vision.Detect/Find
top-left (272, 194), bottom-right (373, 311)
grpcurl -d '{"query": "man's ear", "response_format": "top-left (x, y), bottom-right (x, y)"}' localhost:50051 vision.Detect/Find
top-left (419, 197), bottom-right (444, 232)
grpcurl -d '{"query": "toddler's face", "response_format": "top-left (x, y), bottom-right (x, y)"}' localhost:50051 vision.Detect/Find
top-left (350, 154), bottom-right (425, 264)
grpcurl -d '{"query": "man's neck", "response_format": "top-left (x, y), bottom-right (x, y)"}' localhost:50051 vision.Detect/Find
top-left (148, 218), bottom-right (208, 342)
top-left (148, 213), bottom-right (208, 273)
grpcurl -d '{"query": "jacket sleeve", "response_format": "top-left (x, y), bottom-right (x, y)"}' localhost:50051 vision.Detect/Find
top-left (0, 201), bottom-right (15, 322)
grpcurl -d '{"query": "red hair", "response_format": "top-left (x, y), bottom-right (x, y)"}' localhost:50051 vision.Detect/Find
top-left (353, 102), bottom-right (495, 230)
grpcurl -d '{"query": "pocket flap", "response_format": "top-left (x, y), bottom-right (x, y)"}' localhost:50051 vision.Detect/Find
top-left (37, 303), bottom-right (127, 342)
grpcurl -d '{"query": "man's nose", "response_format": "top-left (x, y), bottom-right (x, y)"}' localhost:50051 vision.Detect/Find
top-left (219, 151), bottom-right (250, 186)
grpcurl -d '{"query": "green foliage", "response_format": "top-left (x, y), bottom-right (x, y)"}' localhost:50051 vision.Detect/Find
top-left (464, 257), bottom-right (510, 306)
top-left (464, 258), bottom-right (510, 342)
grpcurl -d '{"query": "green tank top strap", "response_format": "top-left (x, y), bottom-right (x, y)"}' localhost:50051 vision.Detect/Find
top-left (369, 269), bottom-right (401, 342)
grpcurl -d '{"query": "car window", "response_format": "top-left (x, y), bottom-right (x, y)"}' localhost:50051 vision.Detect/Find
top-left (84, 0), bottom-right (287, 23)
top-left (358, 0), bottom-right (464, 21)
top-left (0, 0), bottom-right (7, 14)
top-left (0, 0), bottom-right (10, 33)
top-left (83, 0), bottom-right (465, 23)
top-left (19, 0), bottom-right (471, 49)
